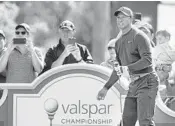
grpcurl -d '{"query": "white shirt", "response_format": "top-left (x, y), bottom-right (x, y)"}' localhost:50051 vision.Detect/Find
top-left (152, 42), bottom-right (175, 65)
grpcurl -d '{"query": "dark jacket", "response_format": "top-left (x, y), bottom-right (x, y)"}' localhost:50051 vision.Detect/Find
top-left (40, 39), bottom-right (93, 74)
top-left (0, 49), bottom-right (5, 83)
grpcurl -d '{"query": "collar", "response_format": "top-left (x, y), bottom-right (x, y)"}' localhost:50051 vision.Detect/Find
top-left (14, 46), bottom-right (29, 55)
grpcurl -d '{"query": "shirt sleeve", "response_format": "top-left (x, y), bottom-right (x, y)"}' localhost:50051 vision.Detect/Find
top-left (39, 48), bottom-right (55, 75)
top-left (104, 69), bottom-right (119, 90)
top-left (83, 46), bottom-right (94, 63)
top-left (127, 34), bottom-right (152, 71)
top-left (34, 47), bottom-right (43, 61)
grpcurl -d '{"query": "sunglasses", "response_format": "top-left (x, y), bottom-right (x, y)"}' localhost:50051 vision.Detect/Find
top-left (15, 31), bottom-right (26, 35)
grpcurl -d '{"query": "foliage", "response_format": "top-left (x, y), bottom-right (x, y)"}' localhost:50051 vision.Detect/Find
top-left (13, 1), bottom-right (96, 52)
top-left (0, 2), bottom-right (19, 43)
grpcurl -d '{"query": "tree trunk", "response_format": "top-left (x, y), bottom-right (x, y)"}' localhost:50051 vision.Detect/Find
top-left (92, 1), bottom-right (111, 64)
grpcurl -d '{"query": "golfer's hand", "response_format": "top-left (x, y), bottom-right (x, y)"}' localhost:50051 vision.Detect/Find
top-left (97, 87), bottom-right (108, 100)
top-left (120, 66), bottom-right (130, 79)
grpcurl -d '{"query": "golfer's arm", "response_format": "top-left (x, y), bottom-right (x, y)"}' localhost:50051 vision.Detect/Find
top-left (104, 69), bottom-right (119, 90)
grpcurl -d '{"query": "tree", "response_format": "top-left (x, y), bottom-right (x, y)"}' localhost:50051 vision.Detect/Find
top-left (0, 2), bottom-right (19, 43)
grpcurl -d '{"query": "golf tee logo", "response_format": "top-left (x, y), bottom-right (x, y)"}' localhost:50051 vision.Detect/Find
top-left (44, 98), bottom-right (114, 125)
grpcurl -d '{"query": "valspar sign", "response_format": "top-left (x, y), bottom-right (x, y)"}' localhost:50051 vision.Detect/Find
top-left (2, 64), bottom-right (175, 126)
top-left (58, 100), bottom-right (113, 124)
top-left (12, 65), bottom-right (124, 126)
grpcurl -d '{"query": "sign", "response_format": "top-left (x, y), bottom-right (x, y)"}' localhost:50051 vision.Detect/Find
top-left (1, 64), bottom-right (175, 126)
top-left (13, 64), bottom-right (125, 126)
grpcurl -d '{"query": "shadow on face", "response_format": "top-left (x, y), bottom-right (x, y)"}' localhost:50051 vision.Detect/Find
top-left (59, 28), bottom-right (75, 43)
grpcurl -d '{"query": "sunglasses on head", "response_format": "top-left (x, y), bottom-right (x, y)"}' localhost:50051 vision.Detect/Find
top-left (15, 31), bottom-right (26, 35)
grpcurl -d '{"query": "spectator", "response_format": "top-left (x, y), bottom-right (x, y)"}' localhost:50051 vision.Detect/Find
top-left (153, 30), bottom-right (174, 67)
top-left (153, 30), bottom-right (175, 102)
top-left (138, 25), bottom-right (155, 47)
top-left (100, 39), bottom-right (117, 69)
top-left (0, 23), bottom-right (43, 83)
top-left (143, 22), bottom-right (155, 45)
top-left (40, 20), bottom-right (93, 74)
top-left (134, 20), bottom-right (155, 47)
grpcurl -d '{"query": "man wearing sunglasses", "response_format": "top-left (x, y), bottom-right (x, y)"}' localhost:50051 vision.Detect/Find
top-left (0, 23), bottom-right (43, 83)
top-left (40, 20), bottom-right (93, 74)
top-left (97, 7), bottom-right (159, 126)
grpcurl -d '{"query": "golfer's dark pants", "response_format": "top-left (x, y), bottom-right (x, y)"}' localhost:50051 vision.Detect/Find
top-left (121, 72), bottom-right (159, 126)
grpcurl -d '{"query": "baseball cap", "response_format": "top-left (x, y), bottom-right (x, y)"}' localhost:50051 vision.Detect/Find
top-left (0, 30), bottom-right (5, 39)
top-left (107, 38), bottom-right (117, 49)
top-left (138, 26), bottom-right (150, 34)
top-left (114, 6), bottom-right (133, 17)
top-left (15, 23), bottom-right (30, 33)
top-left (59, 20), bottom-right (75, 31)
top-left (143, 22), bottom-right (154, 34)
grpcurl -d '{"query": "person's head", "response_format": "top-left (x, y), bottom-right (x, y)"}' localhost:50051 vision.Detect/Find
top-left (15, 23), bottom-right (30, 39)
top-left (107, 39), bottom-right (116, 60)
top-left (0, 30), bottom-right (5, 50)
top-left (156, 30), bottom-right (170, 44)
top-left (114, 6), bottom-right (133, 30)
top-left (59, 20), bottom-right (76, 44)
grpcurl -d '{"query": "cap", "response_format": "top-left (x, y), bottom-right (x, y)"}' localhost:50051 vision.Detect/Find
top-left (0, 30), bottom-right (5, 39)
top-left (114, 6), bottom-right (133, 17)
top-left (138, 26), bottom-right (150, 34)
top-left (143, 22), bottom-right (154, 34)
top-left (59, 20), bottom-right (75, 31)
top-left (107, 38), bottom-right (117, 49)
top-left (15, 23), bottom-right (30, 33)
